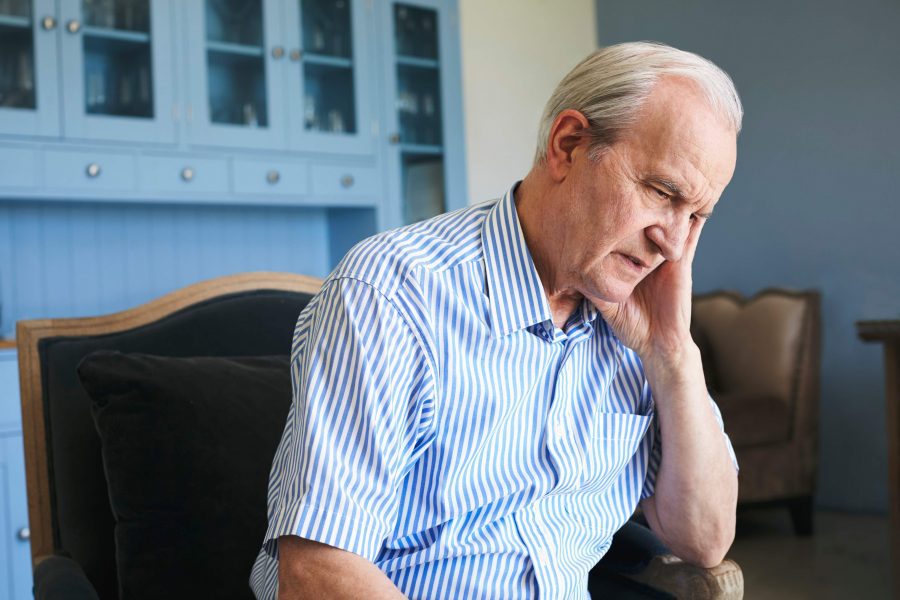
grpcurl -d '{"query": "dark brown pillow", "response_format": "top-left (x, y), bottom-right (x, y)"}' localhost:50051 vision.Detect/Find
top-left (77, 351), bottom-right (291, 600)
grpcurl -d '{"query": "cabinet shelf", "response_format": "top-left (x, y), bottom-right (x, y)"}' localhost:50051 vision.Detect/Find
top-left (0, 14), bottom-right (29, 29)
top-left (399, 142), bottom-right (442, 155)
top-left (396, 55), bottom-right (439, 69)
top-left (304, 53), bottom-right (353, 69)
top-left (206, 40), bottom-right (264, 58)
top-left (83, 26), bottom-right (151, 44)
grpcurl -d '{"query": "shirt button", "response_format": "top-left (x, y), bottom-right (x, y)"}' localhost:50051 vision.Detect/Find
top-left (536, 547), bottom-right (550, 566)
top-left (554, 422), bottom-right (565, 437)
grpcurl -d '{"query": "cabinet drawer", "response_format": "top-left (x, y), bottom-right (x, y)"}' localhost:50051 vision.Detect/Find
top-left (0, 148), bottom-right (38, 189)
top-left (140, 156), bottom-right (230, 195)
top-left (311, 165), bottom-right (380, 201)
top-left (233, 159), bottom-right (308, 197)
top-left (43, 149), bottom-right (136, 192)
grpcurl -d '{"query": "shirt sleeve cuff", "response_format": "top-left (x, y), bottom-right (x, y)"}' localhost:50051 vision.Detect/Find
top-left (261, 496), bottom-right (389, 564)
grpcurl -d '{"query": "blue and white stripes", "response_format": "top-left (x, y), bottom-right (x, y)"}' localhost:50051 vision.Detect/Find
top-left (251, 184), bottom-right (735, 599)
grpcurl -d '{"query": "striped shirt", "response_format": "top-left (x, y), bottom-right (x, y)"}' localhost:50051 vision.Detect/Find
top-left (250, 184), bottom-right (736, 599)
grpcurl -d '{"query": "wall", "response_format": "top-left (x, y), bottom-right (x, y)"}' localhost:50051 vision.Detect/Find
top-left (597, 0), bottom-right (900, 511)
top-left (458, 0), bottom-right (597, 203)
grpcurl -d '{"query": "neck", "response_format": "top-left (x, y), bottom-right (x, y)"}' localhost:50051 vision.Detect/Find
top-left (514, 173), bottom-right (584, 329)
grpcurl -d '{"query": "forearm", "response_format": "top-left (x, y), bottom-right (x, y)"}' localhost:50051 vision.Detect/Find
top-left (640, 343), bottom-right (738, 567)
top-left (278, 536), bottom-right (406, 600)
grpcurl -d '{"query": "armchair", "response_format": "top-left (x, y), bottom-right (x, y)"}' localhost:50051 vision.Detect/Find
top-left (17, 272), bottom-right (743, 599)
top-left (691, 288), bottom-right (821, 535)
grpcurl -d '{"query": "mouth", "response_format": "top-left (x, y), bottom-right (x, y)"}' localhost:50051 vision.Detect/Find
top-left (617, 252), bottom-right (649, 272)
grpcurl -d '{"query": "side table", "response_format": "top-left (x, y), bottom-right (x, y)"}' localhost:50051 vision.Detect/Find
top-left (857, 319), bottom-right (900, 598)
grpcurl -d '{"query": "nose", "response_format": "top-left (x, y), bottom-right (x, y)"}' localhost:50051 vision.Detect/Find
top-left (646, 216), bottom-right (691, 262)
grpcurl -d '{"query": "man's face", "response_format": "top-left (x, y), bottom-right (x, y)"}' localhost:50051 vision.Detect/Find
top-left (558, 78), bottom-right (738, 304)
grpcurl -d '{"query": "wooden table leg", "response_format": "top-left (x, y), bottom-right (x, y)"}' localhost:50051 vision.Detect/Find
top-left (884, 343), bottom-right (900, 598)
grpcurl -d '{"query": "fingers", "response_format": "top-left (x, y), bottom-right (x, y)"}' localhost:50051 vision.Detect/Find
top-left (682, 217), bottom-right (706, 265)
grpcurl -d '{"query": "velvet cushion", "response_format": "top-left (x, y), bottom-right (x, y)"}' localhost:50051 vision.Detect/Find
top-left (77, 351), bottom-right (291, 600)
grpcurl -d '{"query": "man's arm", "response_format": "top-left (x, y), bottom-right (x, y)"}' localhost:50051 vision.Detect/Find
top-left (638, 346), bottom-right (738, 568)
top-left (278, 536), bottom-right (406, 600)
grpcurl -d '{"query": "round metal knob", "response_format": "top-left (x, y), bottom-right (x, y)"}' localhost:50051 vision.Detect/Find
top-left (85, 163), bottom-right (101, 178)
top-left (266, 170), bottom-right (280, 184)
top-left (66, 19), bottom-right (81, 34)
top-left (271, 46), bottom-right (285, 59)
top-left (181, 167), bottom-right (195, 182)
top-left (389, 133), bottom-right (401, 144)
top-left (289, 48), bottom-right (302, 62)
top-left (340, 174), bottom-right (354, 188)
top-left (16, 527), bottom-right (30, 541)
top-left (41, 16), bottom-right (57, 30)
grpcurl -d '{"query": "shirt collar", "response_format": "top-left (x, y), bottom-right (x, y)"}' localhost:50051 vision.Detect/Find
top-left (481, 183), bottom-right (554, 337)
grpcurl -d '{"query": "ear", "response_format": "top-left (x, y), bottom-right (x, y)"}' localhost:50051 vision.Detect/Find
top-left (545, 109), bottom-right (592, 182)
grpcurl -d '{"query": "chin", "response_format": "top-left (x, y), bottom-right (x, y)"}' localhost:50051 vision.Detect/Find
top-left (590, 280), bottom-right (638, 305)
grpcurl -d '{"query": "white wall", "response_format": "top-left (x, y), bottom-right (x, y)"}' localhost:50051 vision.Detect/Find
top-left (458, 0), bottom-right (597, 203)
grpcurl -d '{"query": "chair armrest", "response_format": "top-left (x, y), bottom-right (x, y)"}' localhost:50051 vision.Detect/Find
top-left (592, 521), bottom-right (744, 600)
top-left (33, 554), bottom-right (101, 600)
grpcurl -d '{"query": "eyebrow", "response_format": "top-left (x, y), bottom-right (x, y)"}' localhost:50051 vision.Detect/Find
top-left (646, 176), bottom-right (714, 220)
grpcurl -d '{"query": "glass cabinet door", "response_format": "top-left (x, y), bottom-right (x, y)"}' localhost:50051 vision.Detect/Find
top-left (0, 0), bottom-right (60, 136)
top-left (186, 0), bottom-right (285, 149)
top-left (58, 0), bottom-right (176, 143)
top-left (386, 1), bottom-right (445, 224)
top-left (283, 0), bottom-right (374, 155)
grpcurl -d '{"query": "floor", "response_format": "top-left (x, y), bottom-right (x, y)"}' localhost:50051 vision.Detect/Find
top-left (726, 507), bottom-right (892, 599)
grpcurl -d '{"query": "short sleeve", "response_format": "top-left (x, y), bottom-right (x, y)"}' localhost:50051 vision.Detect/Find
top-left (259, 277), bottom-right (436, 563)
top-left (640, 389), bottom-right (738, 500)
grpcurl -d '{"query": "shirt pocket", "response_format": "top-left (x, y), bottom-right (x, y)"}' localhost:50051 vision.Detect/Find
top-left (581, 412), bottom-right (653, 493)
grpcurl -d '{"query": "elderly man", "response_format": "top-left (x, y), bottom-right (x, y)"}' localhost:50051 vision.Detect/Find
top-left (251, 41), bottom-right (741, 599)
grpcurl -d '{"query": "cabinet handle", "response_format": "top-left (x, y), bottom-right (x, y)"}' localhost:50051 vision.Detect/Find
top-left (17, 527), bottom-right (30, 541)
top-left (340, 174), bottom-right (355, 188)
top-left (389, 133), bottom-right (401, 144)
top-left (85, 163), bottom-right (101, 178)
top-left (41, 16), bottom-right (57, 31)
top-left (66, 19), bottom-right (81, 34)
top-left (289, 48), bottom-right (302, 62)
top-left (271, 46), bottom-right (285, 59)
top-left (181, 167), bottom-right (195, 182)
top-left (266, 170), bottom-right (280, 184)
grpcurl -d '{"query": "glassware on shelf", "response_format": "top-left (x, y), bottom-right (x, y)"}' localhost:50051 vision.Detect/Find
top-left (0, 0), bottom-right (32, 18)
top-left (207, 0), bottom-right (262, 46)
top-left (327, 108), bottom-right (343, 133)
top-left (301, 0), bottom-right (353, 58)
top-left (394, 3), bottom-right (437, 60)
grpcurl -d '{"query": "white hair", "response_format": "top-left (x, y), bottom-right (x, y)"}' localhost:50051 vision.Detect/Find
top-left (534, 41), bottom-right (743, 165)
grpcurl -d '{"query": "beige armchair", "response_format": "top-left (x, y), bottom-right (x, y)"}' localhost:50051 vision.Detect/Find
top-left (691, 289), bottom-right (821, 535)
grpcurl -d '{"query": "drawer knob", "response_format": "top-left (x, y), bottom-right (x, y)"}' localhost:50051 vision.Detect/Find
top-left (266, 170), bottom-right (280, 184)
top-left (389, 133), bottom-right (400, 144)
top-left (181, 167), bottom-right (195, 182)
top-left (271, 46), bottom-right (285, 59)
top-left (17, 527), bottom-right (30, 541)
top-left (340, 174), bottom-right (354, 188)
top-left (41, 16), bottom-right (57, 31)
top-left (66, 19), bottom-right (81, 34)
top-left (85, 163), bottom-right (101, 178)
top-left (289, 48), bottom-right (302, 62)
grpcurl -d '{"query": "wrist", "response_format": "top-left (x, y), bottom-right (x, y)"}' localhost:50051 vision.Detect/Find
top-left (641, 339), bottom-right (703, 387)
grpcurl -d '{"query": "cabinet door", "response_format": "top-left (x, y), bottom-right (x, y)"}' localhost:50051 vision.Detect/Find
top-left (282, 0), bottom-right (375, 156)
top-left (185, 0), bottom-right (287, 149)
top-left (0, 435), bottom-right (32, 600)
top-left (57, 0), bottom-right (177, 144)
top-left (0, 0), bottom-right (60, 137)
top-left (380, 0), bottom-right (466, 227)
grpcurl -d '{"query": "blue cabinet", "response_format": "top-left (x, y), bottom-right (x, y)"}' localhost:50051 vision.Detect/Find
top-left (0, 350), bottom-right (32, 600)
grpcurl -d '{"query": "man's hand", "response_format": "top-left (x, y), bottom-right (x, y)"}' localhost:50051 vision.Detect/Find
top-left (595, 217), bottom-right (704, 361)
top-left (278, 536), bottom-right (406, 599)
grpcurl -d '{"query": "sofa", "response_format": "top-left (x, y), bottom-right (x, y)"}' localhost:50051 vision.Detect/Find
top-left (17, 272), bottom-right (743, 599)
